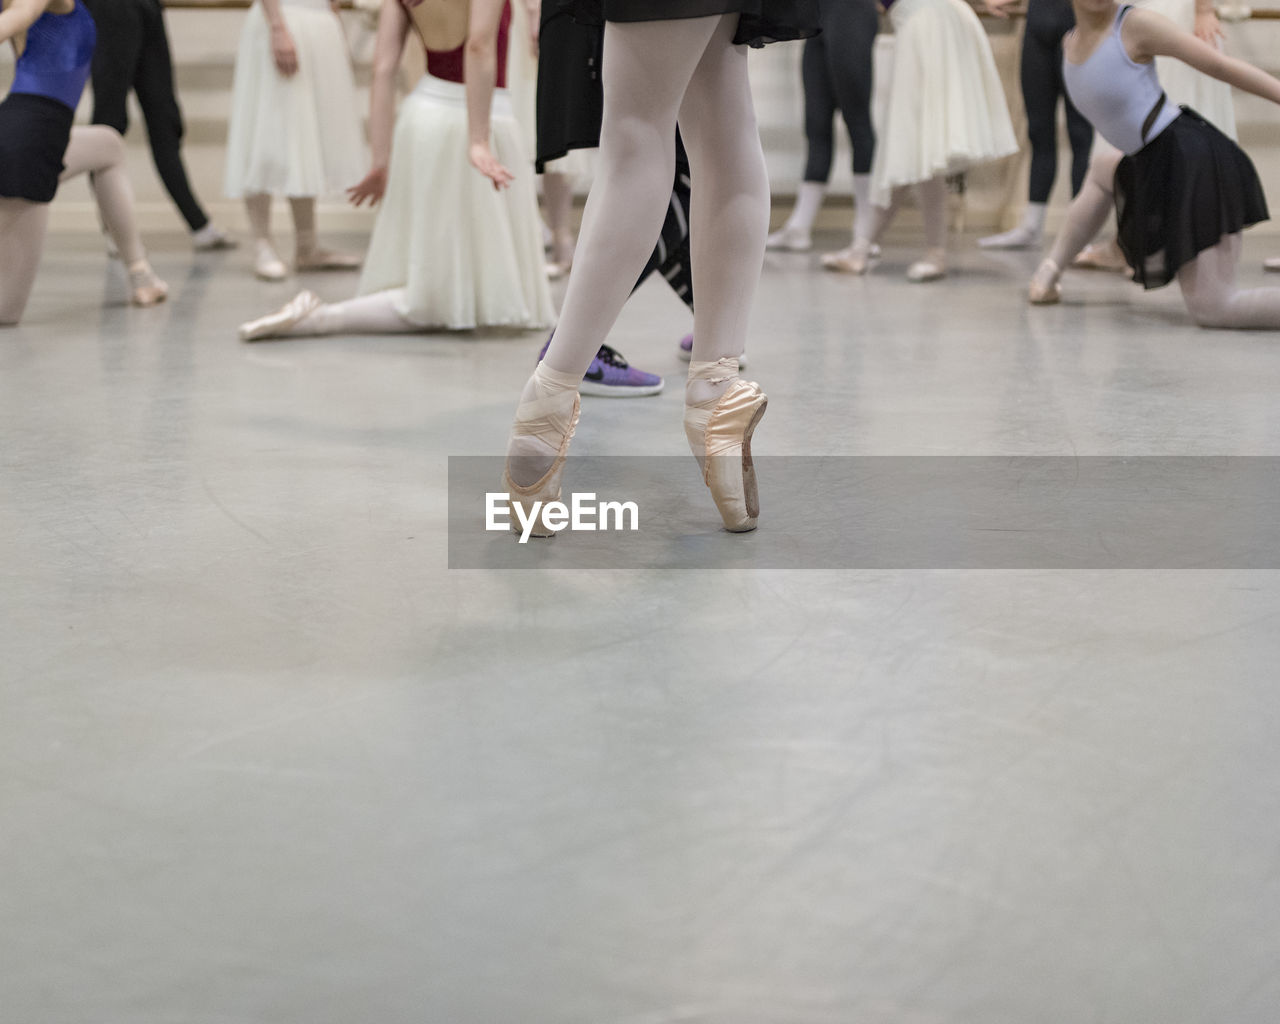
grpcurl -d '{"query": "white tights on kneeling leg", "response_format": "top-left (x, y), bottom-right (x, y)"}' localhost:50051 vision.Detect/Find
top-left (1177, 233), bottom-right (1280, 329)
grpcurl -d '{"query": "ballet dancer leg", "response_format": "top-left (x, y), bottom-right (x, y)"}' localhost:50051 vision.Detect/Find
top-left (505, 17), bottom-right (724, 504)
top-left (825, 0), bottom-right (878, 249)
top-left (0, 198), bottom-right (50, 326)
top-left (678, 16), bottom-right (772, 530)
top-left (908, 173), bottom-right (948, 281)
top-left (768, 35), bottom-right (832, 252)
top-left (290, 197), bottom-right (362, 272)
top-left (245, 192), bottom-right (287, 280)
top-left (543, 171), bottom-right (577, 276)
top-left (61, 126), bottom-right (167, 306)
top-left (1029, 146), bottom-right (1120, 303)
top-left (1177, 233), bottom-right (1280, 329)
top-left (238, 287), bottom-right (419, 340)
top-left (822, 184), bottom-right (906, 274)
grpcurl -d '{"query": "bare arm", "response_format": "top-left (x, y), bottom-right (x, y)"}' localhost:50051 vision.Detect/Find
top-left (348, 0), bottom-right (409, 205)
top-left (522, 0), bottom-right (539, 57)
top-left (259, 0), bottom-right (299, 76)
top-left (465, 0), bottom-right (513, 189)
top-left (1126, 8), bottom-right (1280, 105)
top-left (0, 0), bottom-right (51, 47)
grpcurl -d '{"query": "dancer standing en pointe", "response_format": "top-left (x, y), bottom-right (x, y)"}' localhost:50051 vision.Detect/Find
top-left (503, 4), bottom-right (819, 535)
top-left (1028, 0), bottom-right (1280, 329)
top-left (1, 0), bottom-right (167, 325)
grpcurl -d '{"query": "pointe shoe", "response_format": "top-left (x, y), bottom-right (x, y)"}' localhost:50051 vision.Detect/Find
top-left (906, 258), bottom-right (947, 283)
top-left (127, 260), bottom-right (168, 307)
top-left (1072, 239), bottom-right (1127, 273)
top-left (766, 224), bottom-right (813, 252)
top-left (295, 246), bottom-right (362, 271)
top-left (238, 290), bottom-right (322, 341)
top-left (1028, 259), bottom-right (1062, 305)
top-left (502, 388), bottom-right (581, 539)
top-left (254, 241), bottom-right (288, 281)
top-left (1265, 256), bottom-right (1280, 273)
top-left (821, 240), bottom-right (877, 275)
top-left (685, 374), bottom-right (768, 533)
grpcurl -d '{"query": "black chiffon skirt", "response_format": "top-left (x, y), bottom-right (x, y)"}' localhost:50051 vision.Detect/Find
top-left (0, 93), bottom-right (74, 203)
top-left (1114, 108), bottom-right (1269, 290)
top-left (558, 0), bottom-right (819, 47)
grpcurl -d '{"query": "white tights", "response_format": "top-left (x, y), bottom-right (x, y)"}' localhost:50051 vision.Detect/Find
top-left (281, 289), bottom-right (419, 336)
top-left (541, 15), bottom-right (769, 379)
top-left (1, 126), bottom-right (156, 324)
top-left (1044, 147), bottom-right (1280, 329)
top-left (510, 16), bottom-right (770, 483)
top-left (865, 173), bottom-right (949, 261)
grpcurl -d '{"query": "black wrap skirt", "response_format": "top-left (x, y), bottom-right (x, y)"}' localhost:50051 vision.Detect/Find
top-left (558, 0), bottom-right (819, 48)
top-left (1115, 107), bottom-right (1269, 289)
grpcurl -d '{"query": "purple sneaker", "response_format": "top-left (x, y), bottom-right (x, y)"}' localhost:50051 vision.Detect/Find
top-left (677, 333), bottom-right (748, 368)
top-left (537, 336), bottom-right (664, 398)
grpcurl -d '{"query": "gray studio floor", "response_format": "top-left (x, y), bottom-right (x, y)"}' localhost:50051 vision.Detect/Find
top-left (3, 228), bottom-right (1280, 1024)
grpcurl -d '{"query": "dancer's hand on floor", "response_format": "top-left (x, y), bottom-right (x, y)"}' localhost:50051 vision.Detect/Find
top-left (348, 167), bottom-right (388, 207)
top-left (270, 24), bottom-right (299, 77)
top-left (469, 142), bottom-right (514, 191)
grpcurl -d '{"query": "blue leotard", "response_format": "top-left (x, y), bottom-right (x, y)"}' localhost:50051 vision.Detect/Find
top-left (10, 1), bottom-right (96, 111)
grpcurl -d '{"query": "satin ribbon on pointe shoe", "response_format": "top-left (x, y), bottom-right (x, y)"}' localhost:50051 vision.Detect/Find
top-left (685, 357), bottom-right (767, 533)
top-left (503, 371), bottom-right (581, 539)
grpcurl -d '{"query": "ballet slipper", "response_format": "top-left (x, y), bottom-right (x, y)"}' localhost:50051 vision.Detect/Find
top-left (1265, 256), bottom-right (1280, 273)
top-left (821, 239), bottom-right (876, 275)
top-left (127, 259), bottom-right (168, 307)
top-left (238, 290), bottom-right (322, 342)
top-left (1028, 259), bottom-right (1062, 305)
top-left (685, 358), bottom-right (767, 533)
top-left (295, 246), bottom-right (363, 271)
top-left (766, 224), bottom-right (813, 252)
top-left (502, 378), bottom-right (581, 539)
top-left (192, 224), bottom-right (237, 251)
top-left (906, 257), bottom-right (947, 283)
top-left (254, 240), bottom-right (288, 281)
top-left (978, 224), bottom-right (1042, 250)
top-left (1072, 239), bottom-right (1127, 272)
top-left (545, 260), bottom-right (572, 281)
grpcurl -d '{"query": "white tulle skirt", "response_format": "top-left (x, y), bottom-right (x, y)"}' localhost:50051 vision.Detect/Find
top-left (871, 0), bottom-right (1018, 205)
top-left (1140, 0), bottom-right (1236, 139)
top-left (357, 76), bottom-right (556, 331)
top-left (224, 0), bottom-right (366, 198)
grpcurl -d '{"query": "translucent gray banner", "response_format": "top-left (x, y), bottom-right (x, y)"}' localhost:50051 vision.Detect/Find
top-left (448, 457), bottom-right (1280, 570)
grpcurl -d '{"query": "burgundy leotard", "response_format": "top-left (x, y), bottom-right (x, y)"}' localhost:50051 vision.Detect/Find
top-left (399, 0), bottom-right (512, 87)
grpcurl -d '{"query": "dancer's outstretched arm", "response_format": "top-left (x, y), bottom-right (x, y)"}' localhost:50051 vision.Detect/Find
top-left (465, 0), bottom-right (513, 189)
top-left (0, 0), bottom-right (54, 45)
top-left (1124, 9), bottom-right (1280, 102)
top-left (348, 0), bottom-right (410, 206)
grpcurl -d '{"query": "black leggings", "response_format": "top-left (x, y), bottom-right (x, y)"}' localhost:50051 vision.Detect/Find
top-left (801, 0), bottom-right (878, 181)
top-left (1022, 0), bottom-right (1093, 202)
top-left (82, 0), bottom-right (209, 232)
